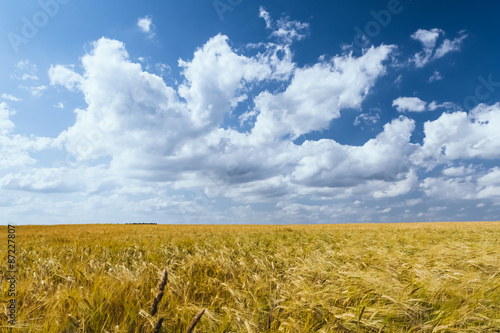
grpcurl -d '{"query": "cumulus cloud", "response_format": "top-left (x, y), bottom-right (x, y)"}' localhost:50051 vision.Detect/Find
top-left (41, 29), bottom-right (414, 212)
top-left (428, 70), bottom-right (443, 82)
top-left (12, 60), bottom-right (47, 96)
top-left (354, 110), bottom-right (380, 127)
top-left (373, 170), bottom-right (418, 199)
top-left (420, 176), bottom-right (476, 200)
top-left (49, 65), bottom-right (83, 91)
top-left (0, 103), bottom-right (52, 170)
top-left (411, 29), bottom-right (467, 67)
top-left (477, 168), bottom-right (500, 199)
top-left (0, 165), bottom-right (111, 193)
top-left (421, 166), bottom-right (500, 202)
top-left (259, 7), bottom-right (272, 29)
top-left (412, 103), bottom-right (500, 167)
top-left (0, 135), bottom-right (52, 171)
top-left (411, 28), bottom-right (443, 67)
top-left (137, 16), bottom-right (155, 37)
top-left (51, 37), bottom-right (189, 162)
top-left (427, 101), bottom-right (456, 111)
top-left (259, 6), bottom-right (309, 44)
top-left (0, 102), bottom-right (15, 134)
top-left (393, 97), bottom-right (455, 113)
top-left (252, 44), bottom-right (395, 141)
top-left (392, 97), bottom-right (427, 112)
top-left (178, 34), bottom-right (277, 129)
top-left (4, 10), bottom-right (497, 224)
top-left (290, 117), bottom-right (417, 189)
top-left (442, 165), bottom-right (474, 177)
top-left (12, 60), bottom-right (39, 81)
top-left (434, 32), bottom-right (468, 59)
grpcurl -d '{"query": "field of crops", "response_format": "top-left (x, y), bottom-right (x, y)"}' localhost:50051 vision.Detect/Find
top-left (1, 222), bottom-right (500, 332)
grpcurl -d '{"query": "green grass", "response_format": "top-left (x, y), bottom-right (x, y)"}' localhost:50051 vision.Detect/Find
top-left (1, 222), bottom-right (500, 332)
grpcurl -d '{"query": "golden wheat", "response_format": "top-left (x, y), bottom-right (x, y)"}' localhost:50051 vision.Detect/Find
top-left (0, 222), bottom-right (499, 332)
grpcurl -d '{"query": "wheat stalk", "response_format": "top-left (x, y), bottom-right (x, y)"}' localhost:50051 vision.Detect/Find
top-left (150, 269), bottom-right (168, 317)
top-left (153, 317), bottom-right (164, 333)
top-left (186, 309), bottom-right (205, 333)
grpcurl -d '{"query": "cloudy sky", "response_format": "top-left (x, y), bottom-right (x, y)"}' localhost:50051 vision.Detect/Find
top-left (1, 0), bottom-right (500, 224)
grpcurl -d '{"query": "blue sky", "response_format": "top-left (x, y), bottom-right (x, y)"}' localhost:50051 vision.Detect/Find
top-left (1, 0), bottom-right (500, 224)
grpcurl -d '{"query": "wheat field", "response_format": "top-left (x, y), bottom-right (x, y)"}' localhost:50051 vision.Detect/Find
top-left (1, 222), bottom-right (500, 332)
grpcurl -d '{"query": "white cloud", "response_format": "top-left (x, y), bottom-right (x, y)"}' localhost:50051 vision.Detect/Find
top-left (259, 6), bottom-right (309, 44)
top-left (442, 166), bottom-right (474, 177)
top-left (0, 102), bottom-right (15, 134)
top-left (374, 170), bottom-right (418, 198)
top-left (421, 176), bottom-right (476, 200)
top-left (20, 74), bottom-right (38, 81)
top-left (155, 63), bottom-right (170, 75)
top-left (428, 70), bottom-right (443, 82)
top-left (392, 97), bottom-right (427, 112)
top-left (0, 102), bottom-right (52, 170)
top-left (354, 111), bottom-right (380, 126)
top-left (410, 29), bottom-right (467, 67)
top-left (427, 101), bottom-right (455, 111)
top-left (406, 198), bottom-right (422, 206)
top-left (290, 117), bottom-right (417, 189)
top-left (428, 206), bottom-right (446, 212)
top-left (12, 60), bottom-right (39, 81)
top-left (17, 60), bottom-right (34, 70)
top-left (0, 134), bottom-right (53, 170)
top-left (54, 102), bottom-right (65, 109)
top-left (137, 16), bottom-right (155, 38)
top-left (137, 16), bottom-right (152, 32)
top-left (4, 10), bottom-right (494, 224)
top-left (421, 167), bottom-right (500, 202)
top-left (411, 28), bottom-right (443, 67)
top-left (477, 167), bottom-right (500, 187)
top-left (238, 110), bottom-right (258, 127)
top-left (178, 34), bottom-right (277, 129)
top-left (434, 32), bottom-right (468, 59)
top-left (412, 29), bottom-right (443, 49)
top-left (252, 44), bottom-right (395, 141)
top-left (392, 98), bottom-right (455, 113)
top-left (412, 103), bottom-right (500, 167)
top-left (0, 165), bottom-right (110, 193)
top-left (259, 6), bottom-right (272, 29)
top-left (20, 84), bottom-right (47, 97)
top-left (476, 167), bottom-right (500, 199)
top-left (394, 74), bottom-right (403, 86)
top-left (50, 38), bottom-right (188, 162)
top-left (49, 65), bottom-right (83, 91)
top-left (42, 33), bottom-right (418, 213)
top-left (12, 60), bottom-right (47, 96)
top-left (1, 93), bottom-right (21, 102)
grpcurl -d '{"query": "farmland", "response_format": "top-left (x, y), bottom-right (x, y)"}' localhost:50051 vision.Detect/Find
top-left (1, 222), bottom-right (500, 332)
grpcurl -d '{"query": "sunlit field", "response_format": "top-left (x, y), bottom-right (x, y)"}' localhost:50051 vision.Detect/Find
top-left (1, 222), bottom-right (500, 332)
